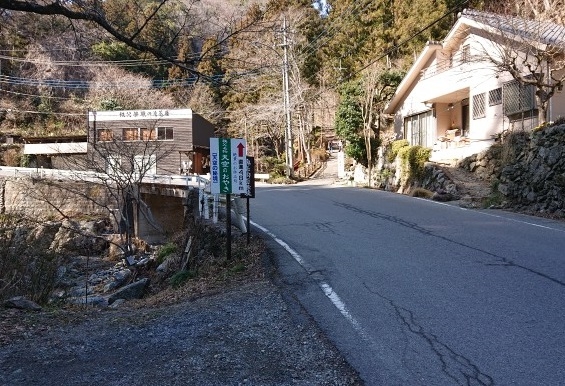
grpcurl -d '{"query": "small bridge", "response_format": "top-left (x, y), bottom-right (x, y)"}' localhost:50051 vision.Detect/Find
top-left (0, 166), bottom-right (244, 243)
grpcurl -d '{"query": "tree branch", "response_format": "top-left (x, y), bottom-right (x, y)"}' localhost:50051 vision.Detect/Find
top-left (0, 0), bottom-right (218, 82)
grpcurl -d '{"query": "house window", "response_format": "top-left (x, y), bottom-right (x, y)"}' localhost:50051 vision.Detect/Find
top-left (473, 93), bottom-right (486, 119)
top-left (122, 127), bottom-right (156, 141)
top-left (140, 128), bottom-right (156, 140)
top-left (106, 155), bottom-right (121, 175)
top-left (97, 129), bottom-right (113, 142)
top-left (503, 79), bottom-right (536, 116)
top-left (489, 88), bottom-right (502, 106)
top-left (156, 127), bottom-right (174, 140)
top-left (122, 128), bottom-right (139, 141)
top-left (134, 155), bottom-right (157, 175)
top-left (404, 110), bottom-right (432, 147)
top-left (461, 44), bottom-right (470, 64)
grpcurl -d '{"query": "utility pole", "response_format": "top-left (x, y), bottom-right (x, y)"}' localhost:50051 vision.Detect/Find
top-left (281, 16), bottom-right (294, 178)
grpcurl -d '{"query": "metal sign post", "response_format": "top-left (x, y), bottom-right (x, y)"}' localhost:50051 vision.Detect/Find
top-left (210, 138), bottom-right (248, 259)
top-left (226, 193), bottom-right (231, 260)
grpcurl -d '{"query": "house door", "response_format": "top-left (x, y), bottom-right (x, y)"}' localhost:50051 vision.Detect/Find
top-left (405, 110), bottom-right (433, 147)
top-left (461, 100), bottom-right (470, 136)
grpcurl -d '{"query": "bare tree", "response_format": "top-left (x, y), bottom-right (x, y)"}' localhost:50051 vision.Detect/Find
top-left (223, 6), bottom-right (325, 172)
top-left (0, 0), bottom-right (271, 84)
top-left (470, 7), bottom-right (565, 124)
top-left (359, 64), bottom-right (403, 187)
top-left (86, 66), bottom-right (176, 110)
top-left (19, 122), bottom-right (175, 260)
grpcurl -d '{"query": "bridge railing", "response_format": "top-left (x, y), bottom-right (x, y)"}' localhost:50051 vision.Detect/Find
top-left (0, 166), bottom-right (211, 187)
top-left (0, 166), bottom-right (245, 232)
top-left (194, 175), bottom-right (246, 232)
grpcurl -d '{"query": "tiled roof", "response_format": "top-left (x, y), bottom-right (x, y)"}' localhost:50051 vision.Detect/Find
top-left (461, 8), bottom-right (565, 47)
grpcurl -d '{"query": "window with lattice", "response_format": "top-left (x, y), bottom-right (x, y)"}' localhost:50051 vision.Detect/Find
top-left (461, 45), bottom-right (470, 64)
top-left (473, 93), bottom-right (486, 119)
top-left (489, 88), bottom-right (502, 106)
top-left (502, 79), bottom-right (536, 116)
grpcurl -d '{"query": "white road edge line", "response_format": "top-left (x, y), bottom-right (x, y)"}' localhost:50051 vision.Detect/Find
top-left (250, 219), bottom-right (372, 342)
top-left (414, 197), bottom-right (565, 233)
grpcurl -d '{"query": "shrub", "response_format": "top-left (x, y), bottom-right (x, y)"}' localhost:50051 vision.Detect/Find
top-left (533, 122), bottom-right (550, 132)
top-left (270, 175), bottom-right (296, 184)
top-left (0, 216), bottom-right (62, 304)
top-left (3, 148), bottom-right (21, 167)
top-left (410, 146), bottom-right (432, 179)
top-left (410, 187), bottom-right (434, 198)
top-left (157, 242), bottom-right (178, 264)
top-left (310, 148), bottom-right (329, 161)
top-left (259, 156), bottom-right (286, 177)
top-left (169, 270), bottom-right (197, 288)
top-left (397, 145), bottom-right (432, 185)
top-left (388, 139), bottom-right (409, 162)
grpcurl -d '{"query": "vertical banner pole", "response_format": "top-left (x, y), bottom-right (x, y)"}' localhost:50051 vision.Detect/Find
top-left (226, 193), bottom-right (232, 260)
top-left (246, 197), bottom-right (250, 245)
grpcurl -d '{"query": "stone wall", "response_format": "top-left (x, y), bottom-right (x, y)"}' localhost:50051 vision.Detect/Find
top-left (0, 176), bottom-right (190, 243)
top-left (371, 157), bottom-right (459, 197)
top-left (497, 125), bottom-right (565, 217)
top-left (352, 124), bottom-right (564, 216)
top-left (419, 163), bottom-right (459, 197)
top-left (457, 144), bottom-right (503, 181)
top-left (1, 177), bottom-right (114, 220)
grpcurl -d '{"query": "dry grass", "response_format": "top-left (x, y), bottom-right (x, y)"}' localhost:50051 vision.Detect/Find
top-left (140, 233), bottom-right (266, 308)
top-left (0, 217), bottom-right (63, 304)
top-left (409, 187), bottom-right (434, 198)
top-left (0, 228), bottom-right (267, 346)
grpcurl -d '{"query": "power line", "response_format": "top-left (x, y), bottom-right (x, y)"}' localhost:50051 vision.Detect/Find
top-left (296, 0), bottom-right (375, 59)
top-left (0, 108), bottom-right (84, 116)
top-left (0, 74), bottom-right (226, 89)
top-left (352, 0), bottom-right (469, 79)
top-left (0, 87), bottom-right (90, 102)
top-left (0, 53), bottom-right (204, 67)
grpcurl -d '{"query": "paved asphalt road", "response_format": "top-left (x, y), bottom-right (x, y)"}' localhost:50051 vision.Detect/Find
top-left (249, 169), bottom-right (565, 385)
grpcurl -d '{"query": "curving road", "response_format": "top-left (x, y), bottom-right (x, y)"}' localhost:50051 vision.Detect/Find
top-left (250, 158), bottom-right (565, 385)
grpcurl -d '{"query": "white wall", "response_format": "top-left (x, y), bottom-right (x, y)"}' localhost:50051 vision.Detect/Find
top-left (24, 142), bottom-right (88, 155)
top-left (395, 31), bottom-right (514, 145)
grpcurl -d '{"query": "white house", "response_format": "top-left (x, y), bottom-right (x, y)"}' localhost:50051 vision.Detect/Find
top-left (384, 9), bottom-right (565, 162)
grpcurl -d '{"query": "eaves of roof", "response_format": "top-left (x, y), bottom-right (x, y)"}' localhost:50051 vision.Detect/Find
top-left (384, 41), bottom-right (443, 114)
top-left (384, 8), bottom-right (565, 114)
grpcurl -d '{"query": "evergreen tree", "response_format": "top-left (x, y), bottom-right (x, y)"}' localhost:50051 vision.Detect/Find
top-left (334, 81), bottom-right (370, 166)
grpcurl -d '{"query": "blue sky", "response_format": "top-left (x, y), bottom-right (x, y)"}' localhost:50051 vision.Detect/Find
top-left (313, 0), bottom-right (330, 16)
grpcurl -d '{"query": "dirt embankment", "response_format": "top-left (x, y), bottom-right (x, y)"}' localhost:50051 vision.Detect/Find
top-left (1, 266), bottom-right (363, 386)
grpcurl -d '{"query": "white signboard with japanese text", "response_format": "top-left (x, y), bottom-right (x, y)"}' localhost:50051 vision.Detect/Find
top-left (210, 138), bottom-right (248, 195)
top-left (88, 108), bottom-right (192, 122)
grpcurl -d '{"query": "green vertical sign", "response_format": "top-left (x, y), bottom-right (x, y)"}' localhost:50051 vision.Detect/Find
top-left (219, 138), bottom-right (232, 194)
top-left (210, 137), bottom-right (247, 195)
